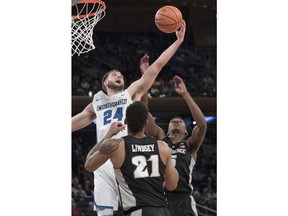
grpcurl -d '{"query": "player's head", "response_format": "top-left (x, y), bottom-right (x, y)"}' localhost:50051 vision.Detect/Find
top-left (102, 69), bottom-right (124, 93)
top-left (167, 116), bottom-right (188, 136)
top-left (126, 101), bottom-right (148, 133)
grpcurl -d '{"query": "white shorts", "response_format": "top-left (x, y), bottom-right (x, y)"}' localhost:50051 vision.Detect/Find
top-left (93, 159), bottom-right (119, 212)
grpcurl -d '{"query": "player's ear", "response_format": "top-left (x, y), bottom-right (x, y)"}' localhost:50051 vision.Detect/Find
top-left (144, 120), bottom-right (148, 128)
top-left (124, 118), bottom-right (127, 125)
top-left (102, 82), bottom-right (107, 93)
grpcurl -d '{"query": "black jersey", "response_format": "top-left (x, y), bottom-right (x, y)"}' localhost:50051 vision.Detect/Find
top-left (115, 135), bottom-right (168, 214)
top-left (163, 136), bottom-right (195, 201)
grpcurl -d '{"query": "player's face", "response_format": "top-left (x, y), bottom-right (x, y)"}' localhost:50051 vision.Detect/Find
top-left (106, 71), bottom-right (124, 91)
top-left (168, 117), bottom-right (186, 132)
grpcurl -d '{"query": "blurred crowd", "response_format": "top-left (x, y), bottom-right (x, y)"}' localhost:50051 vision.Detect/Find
top-left (72, 31), bottom-right (216, 98)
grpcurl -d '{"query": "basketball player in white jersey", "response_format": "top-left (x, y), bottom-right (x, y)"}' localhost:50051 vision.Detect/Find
top-left (72, 20), bottom-right (186, 216)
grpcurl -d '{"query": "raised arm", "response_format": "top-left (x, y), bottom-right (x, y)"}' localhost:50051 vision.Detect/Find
top-left (139, 53), bottom-right (150, 107)
top-left (72, 103), bottom-right (96, 132)
top-left (139, 54), bottom-right (166, 139)
top-left (145, 113), bottom-right (166, 139)
top-left (128, 20), bottom-right (186, 101)
top-left (173, 75), bottom-right (207, 155)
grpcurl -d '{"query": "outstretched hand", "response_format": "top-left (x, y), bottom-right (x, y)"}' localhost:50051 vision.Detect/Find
top-left (175, 20), bottom-right (186, 43)
top-left (173, 75), bottom-right (187, 96)
top-left (140, 53), bottom-right (150, 75)
top-left (107, 122), bottom-right (126, 137)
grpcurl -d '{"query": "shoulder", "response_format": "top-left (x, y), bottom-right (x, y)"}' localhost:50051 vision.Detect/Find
top-left (126, 80), bottom-right (141, 99)
top-left (162, 136), bottom-right (170, 142)
top-left (123, 89), bottom-right (129, 94)
top-left (157, 140), bottom-right (171, 165)
top-left (92, 91), bottom-right (106, 102)
top-left (122, 89), bottom-right (132, 100)
top-left (157, 140), bottom-right (170, 153)
top-left (118, 89), bottom-right (132, 100)
top-left (94, 90), bottom-right (105, 97)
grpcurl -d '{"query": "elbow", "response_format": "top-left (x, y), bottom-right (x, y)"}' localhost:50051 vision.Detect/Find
top-left (166, 183), bottom-right (178, 191)
top-left (199, 121), bottom-right (208, 132)
top-left (84, 160), bottom-right (95, 173)
top-left (165, 172), bottom-right (179, 191)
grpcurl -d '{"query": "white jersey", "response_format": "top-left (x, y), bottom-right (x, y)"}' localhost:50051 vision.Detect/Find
top-left (92, 89), bottom-right (132, 141)
top-left (91, 89), bottom-right (133, 212)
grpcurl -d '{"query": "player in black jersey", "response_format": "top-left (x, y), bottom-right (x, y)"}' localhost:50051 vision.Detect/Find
top-left (144, 75), bottom-right (207, 216)
top-left (85, 101), bottom-right (179, 216)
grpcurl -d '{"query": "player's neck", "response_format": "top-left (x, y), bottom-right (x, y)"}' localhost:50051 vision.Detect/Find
top-left (168, 131), bottom-right (185, 143)
top-left (129, 131), bottom-right (146, 139)
top-left (106, 89), bottom-right (123, 96)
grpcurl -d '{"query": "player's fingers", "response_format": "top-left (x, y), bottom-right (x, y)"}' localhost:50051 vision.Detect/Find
top-left (174, 75), bottom-right (183, 82)
top-left (115, 123), bottom-right (124, 130)
top-left (173, 76), bottom-right (179, 83)
top-left (173, 81), bottom-right (179, 88)
top-left (140, 54), bottom-right (147, 61)
top-left (182, 20), bottom-right (186, 28)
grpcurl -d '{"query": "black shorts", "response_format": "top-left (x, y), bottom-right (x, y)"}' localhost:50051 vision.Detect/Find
top-left (168, 195), bottom-right (198, 216)
top-left (125, 206), bottom-right (170, 216)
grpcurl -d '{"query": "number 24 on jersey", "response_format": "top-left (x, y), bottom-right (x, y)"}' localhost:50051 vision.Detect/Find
top-left (103, 107), bottom-right (123, 125)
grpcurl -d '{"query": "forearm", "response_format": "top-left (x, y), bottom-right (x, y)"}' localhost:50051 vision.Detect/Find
top-left (86, 140), bottom-right (104, 161)
top-left (182, 93), bottom-right (206, 128)
top-left (145, 112), bottom-right (159, 138)
top-left (86, 130), bottom-right (115, 159)
top-left (85, 137), bottom-right (112, 172)
top-left (72, 119), bottom-right (91, 132)
top-left (85, 150), bottom-right (108, 172)
top-left (146, 40), bottom-right (183, 81)
top-left (131, 40), bottom-right (183, 98)
top-left (165, 166), bottom-right (179, 191)
top-left (72, 114), bottom-right (94, 132)
top-left (85, 138), bottom-right (121, 172)
top-left (154, 40), bottom-right (183, 69)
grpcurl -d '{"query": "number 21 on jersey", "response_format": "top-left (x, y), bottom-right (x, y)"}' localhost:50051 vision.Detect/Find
top-left (103, 107), bottom-right (123, 125)
top-left (132, 155), bottom-right (160, 178)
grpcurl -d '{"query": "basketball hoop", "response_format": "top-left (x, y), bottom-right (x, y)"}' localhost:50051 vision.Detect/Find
top-left (71, 0), bottom-right (106, 56)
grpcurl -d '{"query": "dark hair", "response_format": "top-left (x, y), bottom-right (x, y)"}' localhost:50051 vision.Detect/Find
top-left (101, 69), bottom-right (120, 93)
top-left (170, 116), bottom-right (185, 122)
top-left (126, 101), bottom-right (148, 133)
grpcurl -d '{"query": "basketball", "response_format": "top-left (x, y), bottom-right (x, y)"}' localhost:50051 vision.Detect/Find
top-left (155, 5), bottom-right (183, 33)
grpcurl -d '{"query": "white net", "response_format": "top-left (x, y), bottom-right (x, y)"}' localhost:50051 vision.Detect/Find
top-left (71, 1), bottom-right (106, 56)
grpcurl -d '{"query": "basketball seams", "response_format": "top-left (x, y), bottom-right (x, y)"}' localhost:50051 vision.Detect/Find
top-left (154, 5), bottom-right (182, 33)
top-left (165, 6), bottom-right (181, 22)
top-left (165, 6), bottom-right (181, 32)
top-left (156, 13), bottom-right (177, 23)
top-left (155, 13), bottom-right (177, 30)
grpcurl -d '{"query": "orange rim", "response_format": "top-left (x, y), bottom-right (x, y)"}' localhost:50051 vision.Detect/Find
top-left (72, 0), bottom-right (106, 20)
top-left (78, 0), bottom-right (103, 4)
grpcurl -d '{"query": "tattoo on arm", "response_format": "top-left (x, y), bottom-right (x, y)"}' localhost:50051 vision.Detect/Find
top-left (99, 139), bottom-right (121, 154)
